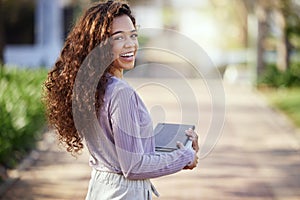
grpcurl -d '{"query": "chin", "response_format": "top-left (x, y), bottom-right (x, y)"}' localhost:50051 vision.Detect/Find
top-left (121, 63), bottom-right (135, 70)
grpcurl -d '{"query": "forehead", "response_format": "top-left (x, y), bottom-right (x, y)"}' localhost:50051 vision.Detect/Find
top-left (111, 15), bottom-right (135, 33)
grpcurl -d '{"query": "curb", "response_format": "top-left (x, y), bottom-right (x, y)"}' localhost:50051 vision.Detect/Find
top-left (0, 130), bottom-right (55, 198)
top-left (0, 178), bottom-right (19, 198)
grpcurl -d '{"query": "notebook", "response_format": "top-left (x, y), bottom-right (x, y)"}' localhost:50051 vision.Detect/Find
top-left (154, 123), bottom-right (195, 152)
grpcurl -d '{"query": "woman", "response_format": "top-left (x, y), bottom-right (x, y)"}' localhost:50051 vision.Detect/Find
top-left (44, 1), bottom-right (199, 199)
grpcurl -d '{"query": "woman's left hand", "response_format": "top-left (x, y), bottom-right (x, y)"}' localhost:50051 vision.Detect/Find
top-left (183, 128), bottom-right (199, 170)
top-left (185, 128), bottom-right (199, 153)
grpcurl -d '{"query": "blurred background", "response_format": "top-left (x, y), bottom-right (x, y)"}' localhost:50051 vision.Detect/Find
top-left (1, 0), bottom-right (300, 79)
top-left (0, 0), bottom-right (300, 199)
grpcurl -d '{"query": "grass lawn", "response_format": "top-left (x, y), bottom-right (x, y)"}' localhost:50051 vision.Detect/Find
top-left (261, 87), bottom-right (300, 128)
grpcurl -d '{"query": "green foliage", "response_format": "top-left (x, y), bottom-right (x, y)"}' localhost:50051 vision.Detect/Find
top-left (259, 62), bottom-right (300, 128)
top-left (264, 88), bottom-right (300, 127)
top-left (258, 63), bottom-right (300, 88)
top-left (0, 67), bottom-right (47, 168)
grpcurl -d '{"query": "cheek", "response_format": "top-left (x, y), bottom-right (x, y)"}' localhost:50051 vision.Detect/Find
top-left (112, 44), bottom-right (122, 57)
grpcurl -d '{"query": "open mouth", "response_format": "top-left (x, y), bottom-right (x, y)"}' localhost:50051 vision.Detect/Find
top-left (120, 51), bottom-right (134, 58)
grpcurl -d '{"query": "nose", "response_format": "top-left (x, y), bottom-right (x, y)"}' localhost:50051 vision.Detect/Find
top-left (124, 36), bottom-right (136, 48)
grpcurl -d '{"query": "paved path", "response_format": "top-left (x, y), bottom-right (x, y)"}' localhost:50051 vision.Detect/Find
top-left (1, 78), bottom-right (300, 200)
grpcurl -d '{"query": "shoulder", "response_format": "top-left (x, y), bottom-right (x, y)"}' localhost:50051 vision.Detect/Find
top-left (109, 77), bottom-right (134, 92)
top-left (110, 76), bottom-right (132, 89)
top-left (108, 77), bottom-right (137, 101)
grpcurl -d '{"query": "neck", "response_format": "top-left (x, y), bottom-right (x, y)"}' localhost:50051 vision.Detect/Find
top-left (109, 66), bottom-right (123, 79)
top-left (113, 68), bottom-right (123, 79)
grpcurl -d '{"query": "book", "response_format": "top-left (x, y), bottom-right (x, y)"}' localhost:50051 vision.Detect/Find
top-left (154, 123), bottom-right (195, 152)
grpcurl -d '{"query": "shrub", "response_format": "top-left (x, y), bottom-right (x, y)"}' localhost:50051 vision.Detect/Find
top-left (0, 67), bottom-right (47, 168)
top-left (258, 63), bottom-right (300, 88)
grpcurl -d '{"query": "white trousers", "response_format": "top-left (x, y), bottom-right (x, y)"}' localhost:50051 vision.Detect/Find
top-left (85, 169), bottom-right (159, 200)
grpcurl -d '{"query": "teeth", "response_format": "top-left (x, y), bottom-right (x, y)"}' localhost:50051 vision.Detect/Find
top-left (120, 52), bottom-right (134, 57)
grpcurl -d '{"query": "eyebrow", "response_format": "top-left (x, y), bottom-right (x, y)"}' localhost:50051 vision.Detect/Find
top-left (111, 29), bottom-right (137, 36)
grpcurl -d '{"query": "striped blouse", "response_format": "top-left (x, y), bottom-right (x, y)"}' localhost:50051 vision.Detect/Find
top-left (86, 76), bottom-right (194, 180)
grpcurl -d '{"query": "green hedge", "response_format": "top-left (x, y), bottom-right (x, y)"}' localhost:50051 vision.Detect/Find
top-left (258, 63), bottom-right (300, 88)
top-left (0, 67), bottom-right (47, 169)
top-left (258, 62), bottom-right (300, 128)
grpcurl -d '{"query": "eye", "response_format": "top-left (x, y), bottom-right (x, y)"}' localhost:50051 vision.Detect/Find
top-left (113, 35), bottom-right (124, 41)
top-left (131, 33), bottom-right (138, 39)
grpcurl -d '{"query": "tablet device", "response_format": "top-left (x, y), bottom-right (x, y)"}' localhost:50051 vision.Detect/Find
top-left (154, 123), bottom-right (195, 152)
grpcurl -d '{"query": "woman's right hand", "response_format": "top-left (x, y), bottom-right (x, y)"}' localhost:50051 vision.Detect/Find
top-left (183, 153), bottom-right (198, 170)
top-left (177, 141), bottom-right (198, 170)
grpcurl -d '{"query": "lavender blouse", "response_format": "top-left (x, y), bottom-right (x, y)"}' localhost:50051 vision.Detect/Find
top-left (85, 76), bottom-right (194, 180)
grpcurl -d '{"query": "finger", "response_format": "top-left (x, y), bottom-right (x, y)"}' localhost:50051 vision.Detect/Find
top-left (176, 141), bottom-right (185, 149)
top-left (185, 129), bottom-right (198, 136)
top-left (185, 129), bottom-right (193, 133)
top-left (186, 133), bottom-right (198, 141)
top-left (185, 130), bottom-right (194, 137)
top-left (192, 141), bottom-right (200, 152)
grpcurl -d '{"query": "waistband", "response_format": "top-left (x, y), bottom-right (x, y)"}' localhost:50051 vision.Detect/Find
top-left (92, 169), bottom-right (160, 197)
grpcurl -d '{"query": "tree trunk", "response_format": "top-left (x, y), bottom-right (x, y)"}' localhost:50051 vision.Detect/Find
top-left (235, 0), bottom-right (248, 48)
top-left (274, 4), bottom-right (289, 71)
top-left (256, 2), bottom-right (268, 76)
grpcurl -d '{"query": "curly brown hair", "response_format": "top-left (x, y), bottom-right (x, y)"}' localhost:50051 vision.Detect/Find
top-left (43, 0), bottom-right (136, 154)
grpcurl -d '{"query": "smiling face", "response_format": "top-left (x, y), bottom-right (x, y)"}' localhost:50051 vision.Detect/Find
top-left (110, 15), bottom-right (138, 77)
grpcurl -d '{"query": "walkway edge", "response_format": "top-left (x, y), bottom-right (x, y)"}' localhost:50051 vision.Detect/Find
top-left (0, 130), bottom-right (55, 198)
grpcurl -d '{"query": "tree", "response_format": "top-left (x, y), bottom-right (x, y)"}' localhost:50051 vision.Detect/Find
top-left (256, 0), bottom-right (270, 75)
top-left (234, 0), bottom-right (249, 48)
top-left (274, 0), bottom-right (290, 71)
top-left (256, 0), bottom-right (300, 72)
